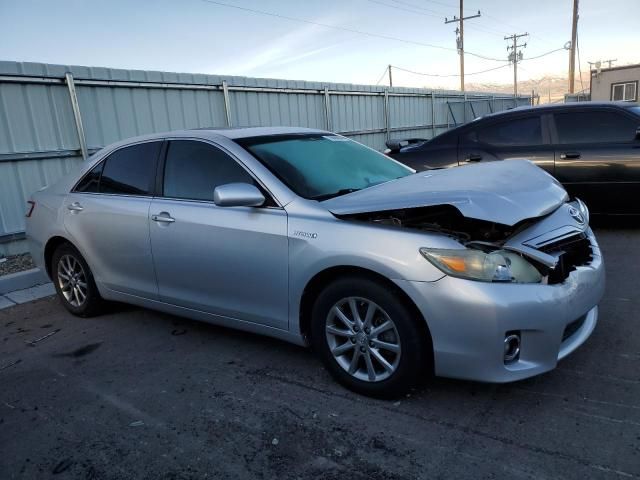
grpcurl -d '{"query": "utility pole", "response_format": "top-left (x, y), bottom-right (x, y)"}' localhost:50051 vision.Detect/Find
top-left (504, 33), bottom-right (528, 97)
top-left (445, 1), bottom-right (481, 92)
top-left (388, 64), bottom-right (393, 87)
top-left (568, 0), bottom-right (579, 93)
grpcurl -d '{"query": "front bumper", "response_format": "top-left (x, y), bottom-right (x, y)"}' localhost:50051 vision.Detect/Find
top-left (395, 233), bottom-right (605, 383)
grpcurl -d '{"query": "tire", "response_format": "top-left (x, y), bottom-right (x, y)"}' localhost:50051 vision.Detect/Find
top-left (51, 243), bottom-right (103, 317)
top-left (310, 275), bottom-right (431, 398)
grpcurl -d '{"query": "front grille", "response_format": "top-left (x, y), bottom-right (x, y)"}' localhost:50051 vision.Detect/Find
top-left (562, 314), bottom-right (587, 342)
top-left (540, 233), bottom-right (593, 284)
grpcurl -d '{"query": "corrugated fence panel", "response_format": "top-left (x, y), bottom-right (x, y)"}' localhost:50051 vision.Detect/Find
top-left (0, 60), bottom-right (531, 253)
top-left (0, 82), bottom-right (78, 153)
top-left (330, 94), bottom-right (385, 133)
top-left (0, 156), bottom-right (82, 238)
top-left (389, 95), bottom-right (431, 129)
top-left (231, 91), bottom-right (324, 129)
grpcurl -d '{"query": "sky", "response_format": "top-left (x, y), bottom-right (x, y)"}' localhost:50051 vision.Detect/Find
top-left (0, 0), bottom-right (638, 90)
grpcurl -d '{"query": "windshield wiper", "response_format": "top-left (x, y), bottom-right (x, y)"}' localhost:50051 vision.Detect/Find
top-left (311, 188), bottom-right (361, 201)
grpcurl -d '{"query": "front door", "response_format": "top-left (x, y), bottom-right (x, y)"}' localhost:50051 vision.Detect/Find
top-left (149, 139), bottom-right (289, 330)
top-left (458, 114), bottom-right (556, 175)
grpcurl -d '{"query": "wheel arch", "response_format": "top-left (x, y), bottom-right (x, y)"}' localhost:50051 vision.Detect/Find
top-left (43, 235), bottom-right (76, 280)
top-left (298, 265), bottom-right (434, 370)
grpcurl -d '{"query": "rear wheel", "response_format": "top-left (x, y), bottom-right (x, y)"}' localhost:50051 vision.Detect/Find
top-left (51, 243), bottom-right (103, 317)
top-left (311, 276), bottom-right (430, 398)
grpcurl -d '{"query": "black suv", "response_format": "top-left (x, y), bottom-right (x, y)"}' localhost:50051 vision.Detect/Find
top-left (386, 102), bottom-right (640, 215)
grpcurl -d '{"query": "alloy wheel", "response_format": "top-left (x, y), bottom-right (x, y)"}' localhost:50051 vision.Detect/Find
top-left (57, 254), bottom-right (88, 307)
top-left (325, 297), bottom-right (401, 382)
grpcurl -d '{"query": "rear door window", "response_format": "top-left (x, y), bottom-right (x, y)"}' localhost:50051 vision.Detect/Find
top-left (554, 110), bottom-right (638, 144)
top-left (469, 116), bottom-right (543, 146)
top-left (163, 140), bottom-right (257, 202)
top-left (99, 142), bottom-right (162, 195)
top-left (74, 162), bottom-right (103, 193)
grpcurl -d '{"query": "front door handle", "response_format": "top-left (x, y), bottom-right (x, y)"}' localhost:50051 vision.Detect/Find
top-left (67, 202), bottom-right (84, 212)
top-left (465, 154), bottom-right (483, 162)
top-left (560, 152), bottom-right (581, 160)
top-left (151, 212), bottom-right (175, 223)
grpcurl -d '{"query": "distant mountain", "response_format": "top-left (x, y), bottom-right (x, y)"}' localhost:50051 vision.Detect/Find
top-left (461, 72), bottom-right (591, 104)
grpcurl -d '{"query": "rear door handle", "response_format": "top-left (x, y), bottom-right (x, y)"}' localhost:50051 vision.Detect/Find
top-left (560, 152), bottom-right (581, 160)
top-left (151, 213), bottom-right (175, 223)
top-left (67, 202), bottom-right (84, 212)
top-left (465, 154), bottom-right (483, 162)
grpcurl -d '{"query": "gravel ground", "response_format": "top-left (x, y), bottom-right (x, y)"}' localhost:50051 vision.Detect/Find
top-left (0, 226), bottom-right (639, 479)
top-left (0, 253), bottom-right (35, 277)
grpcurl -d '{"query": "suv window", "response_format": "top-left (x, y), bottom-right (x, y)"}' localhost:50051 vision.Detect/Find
top-left (468, 116), bottom-right (542, 146)
top-left (163, 140), bottom-right (256, 202)
top-left (99, 142), bottom-right (161, 195)
top-left (555, 110), bottom-right (638, 144)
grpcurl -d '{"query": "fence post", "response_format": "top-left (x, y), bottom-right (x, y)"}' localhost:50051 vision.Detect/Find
top-left (463, 92), bottom-right (468, 123)
top-left (64, 73), bottom-right (88, 161)
top-left (383, 89), bottom-right (390, 141)
top-left (323, 87), bottom-right (332, 131)
top-left (222, 80), bottom-right (232, 127)
top-left (430, 91), bottom-right (436, 138)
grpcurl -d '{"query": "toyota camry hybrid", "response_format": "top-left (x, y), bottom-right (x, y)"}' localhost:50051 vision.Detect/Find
top-left (26, 127), bottom-right (605, 397)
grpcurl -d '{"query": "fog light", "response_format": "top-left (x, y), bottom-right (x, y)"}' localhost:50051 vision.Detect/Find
top-left (504, 332), bottom-right (521, 364)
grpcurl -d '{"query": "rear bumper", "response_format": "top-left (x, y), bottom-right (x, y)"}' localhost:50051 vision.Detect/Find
top-left (395, 233), bottom-right (605, 383)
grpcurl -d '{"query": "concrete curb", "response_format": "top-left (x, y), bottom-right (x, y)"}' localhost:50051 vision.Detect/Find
top-left (0, 268), bottom-right (49, 295)
top-left (0, 283), bottom-right (56, 310)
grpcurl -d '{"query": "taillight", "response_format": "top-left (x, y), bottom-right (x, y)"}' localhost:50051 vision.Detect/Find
top-left (25, 200), bottom-right (35, 218)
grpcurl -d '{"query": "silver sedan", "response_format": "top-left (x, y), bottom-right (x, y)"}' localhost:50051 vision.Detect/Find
top-left (26, 127), bottom-right (605, 397)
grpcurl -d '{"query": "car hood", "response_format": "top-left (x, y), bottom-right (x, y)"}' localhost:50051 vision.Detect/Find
top-left (322, 159), bottom-right (568, 226)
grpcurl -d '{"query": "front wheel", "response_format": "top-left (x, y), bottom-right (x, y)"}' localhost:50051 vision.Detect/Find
top-left (51, 243), bottom-right (103, 317)
top-left (311, 276), bottom-right (431, 398)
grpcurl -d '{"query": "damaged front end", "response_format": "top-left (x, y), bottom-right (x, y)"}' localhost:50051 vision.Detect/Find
top-left (338, 199), bottom-right (593, 285)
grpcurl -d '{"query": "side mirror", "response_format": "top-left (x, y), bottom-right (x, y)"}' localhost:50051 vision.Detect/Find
top-left (636, 127), bottom-right (640, 140)
top-left (213, 183), bottom-right (265, 207)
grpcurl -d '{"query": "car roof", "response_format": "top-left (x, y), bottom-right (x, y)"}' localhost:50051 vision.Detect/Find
top-left (478, 101), bottom-right (638, 120)
top-left (94, 126), bottom-right (330, 152)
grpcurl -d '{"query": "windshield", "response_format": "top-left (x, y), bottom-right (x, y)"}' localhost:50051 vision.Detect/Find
top-left (236, 134), bottom-right (413, 200)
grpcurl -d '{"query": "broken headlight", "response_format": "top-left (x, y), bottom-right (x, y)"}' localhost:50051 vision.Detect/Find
top-left (419, 248), bottom-right (542, 283)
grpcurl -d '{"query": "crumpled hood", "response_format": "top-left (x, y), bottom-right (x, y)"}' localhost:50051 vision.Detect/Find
top-left (322, 159), bottom-right (568, 226)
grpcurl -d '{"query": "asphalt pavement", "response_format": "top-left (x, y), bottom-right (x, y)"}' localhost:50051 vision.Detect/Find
top-left (1, 226), bottom-right (639, 479)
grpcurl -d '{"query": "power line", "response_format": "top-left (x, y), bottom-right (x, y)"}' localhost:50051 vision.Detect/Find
top-left (375, 66), bottom-right (389, 85)
top-left (367, 0), bottom-right (442, 18)
top-left (391, 63), bottom-right (510, 78)
top-left (366, 0), bottom-right (441, 19)
top-left (200, 0), bottom-right (508, 62)
top-left (388, 0), bottom-right (507, 36)
top-left (522, 44), bottom-right (570, 61)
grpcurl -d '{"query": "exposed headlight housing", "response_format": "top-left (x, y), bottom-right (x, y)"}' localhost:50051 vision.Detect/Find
top-left (419, 248), bottom-right (542, 283)
top-left (574, 198), bottom-right (590, 226)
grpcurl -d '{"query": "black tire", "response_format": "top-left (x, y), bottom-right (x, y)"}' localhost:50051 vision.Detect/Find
top-left (51, 243), bottom-right (103, 317)
top-left (310, 275), bottom-right (431, 398)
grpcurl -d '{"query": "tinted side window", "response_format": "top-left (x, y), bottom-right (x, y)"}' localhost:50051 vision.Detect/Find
top-left (163, 140), bottom-right (256, 201)
top-left (74, 162), bottom-right (103, 193)
top-left (555, 111), bottom-right (638, 144)
top-left (100, 142), bottom-right (161, 195)
top-left (471, 116), bottom-right (542, 146)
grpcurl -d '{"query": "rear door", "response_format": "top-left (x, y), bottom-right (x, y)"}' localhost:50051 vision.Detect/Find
top-left (148, 139), bottom-right (289, 330)
top-left (551, 108), bottom-right (640, 214)
top-left (458, 114), bottom-right (556, 175)
top-left (64, 141), bottom-right (162, 298)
